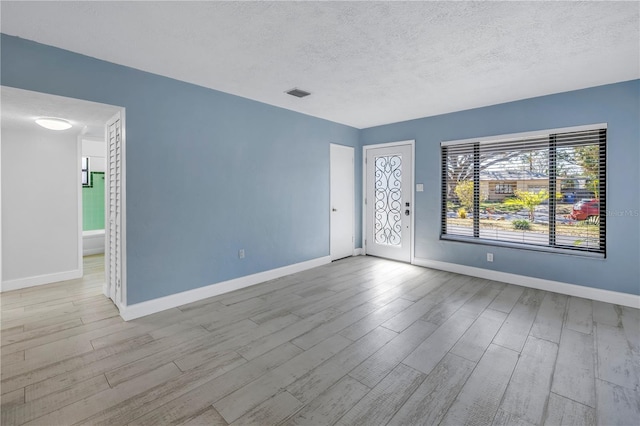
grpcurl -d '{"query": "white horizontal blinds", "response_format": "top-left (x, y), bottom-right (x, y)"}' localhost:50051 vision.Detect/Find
top-left (442, 142), bottom-right (475, 237)
top-left (552, 129), bottom-right (606, 254)
top-left (478, 135), bottom-right (551, 247)
top-left (441, 127), bottom-right (606, 256)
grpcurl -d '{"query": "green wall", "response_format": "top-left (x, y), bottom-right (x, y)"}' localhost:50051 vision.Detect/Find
top-left (82, 172), bottom-right (104, 231)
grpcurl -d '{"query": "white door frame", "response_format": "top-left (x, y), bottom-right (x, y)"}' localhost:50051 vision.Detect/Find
top-left (362, 140), bottom-right (416, 264)
top-left (76, 134), bottom-right (84, 278)
top-left (103, 110), bottom-right (127, 309)
top-left (330, 143), bottom-right (355, 260)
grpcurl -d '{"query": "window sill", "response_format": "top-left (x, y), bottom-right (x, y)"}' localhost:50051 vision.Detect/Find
top-left (440, 234), bottom-right (605, 259)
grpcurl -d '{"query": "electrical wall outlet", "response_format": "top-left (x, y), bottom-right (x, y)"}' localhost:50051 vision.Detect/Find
top-left (239, 249), bottom-right (245, 259)
top-left (487, 253), bottom-right (494, 262)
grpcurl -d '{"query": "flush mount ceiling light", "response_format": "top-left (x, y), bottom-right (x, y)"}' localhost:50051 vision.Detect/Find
top-left (286, 88), bottom-right (311, 98)
top-left (35, 117), bottom-right (72, 130)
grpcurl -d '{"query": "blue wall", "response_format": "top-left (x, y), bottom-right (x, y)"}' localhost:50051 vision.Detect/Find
top-left (3, 33), bottom-right (637, 300)
top-left (1, 34), bottom-right (361, 304)
top-left (361, 80), bottom-right (640, 296)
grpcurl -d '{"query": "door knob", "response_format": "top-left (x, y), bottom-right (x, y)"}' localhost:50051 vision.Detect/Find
top-left (332, 208), bottom-right (338, 212)
top-left (405, 209), bottom-right (410, 216)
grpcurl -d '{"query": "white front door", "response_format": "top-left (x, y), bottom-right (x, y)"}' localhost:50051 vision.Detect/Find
top-left (365, 142), bottom-right (413, 262)
top-left (330, 144), bottom-right (354, 260)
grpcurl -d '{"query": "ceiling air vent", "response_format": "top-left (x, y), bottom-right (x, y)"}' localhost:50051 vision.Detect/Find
top-left (286, 88), bottom-right (311, 98)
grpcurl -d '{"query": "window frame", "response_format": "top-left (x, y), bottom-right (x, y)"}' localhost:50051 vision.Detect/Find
top-left (82, 157), bottom-right (91, 187)
top-left (494, 183), bottom-right (515, 195)
top-left (440, 123), bottom-right (607, 258)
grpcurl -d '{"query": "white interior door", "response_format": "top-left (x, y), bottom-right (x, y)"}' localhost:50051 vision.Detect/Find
top-left (365, 142), bottom-right (413, 262)
top-left (104, 112), bottom-right (124, 306)
top-left (330, 144), bottom-right (354, 260)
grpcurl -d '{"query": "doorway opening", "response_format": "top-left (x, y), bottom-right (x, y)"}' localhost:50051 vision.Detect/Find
top-left (0, 87), bottom-right (126, 311)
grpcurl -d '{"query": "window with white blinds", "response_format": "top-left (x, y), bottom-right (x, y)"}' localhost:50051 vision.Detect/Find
top-left (441, 125), bottom-right (606, 256)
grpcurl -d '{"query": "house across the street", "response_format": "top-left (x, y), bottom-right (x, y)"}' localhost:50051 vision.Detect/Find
top-left (480, 170), bottom-right (548, 201)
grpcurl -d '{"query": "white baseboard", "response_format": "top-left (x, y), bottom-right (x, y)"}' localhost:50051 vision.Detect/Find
top-left (353, 248), bottom-right (364, 256)
top-left (119, 255), bottom-right (332, 321)
top-left (1, 269), bottom-right (83, 292)
top-left (412, 257), bottom-right (640, 309)
top-left (83, 248), bottom-right (105, 256)
top-left (83, 231), bottom-right (105, 256)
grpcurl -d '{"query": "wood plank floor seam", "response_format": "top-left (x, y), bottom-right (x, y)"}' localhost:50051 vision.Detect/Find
top-left (1, 254), bottom-right (638, 426)
top-left (549, 390), bottom-right (595, 409)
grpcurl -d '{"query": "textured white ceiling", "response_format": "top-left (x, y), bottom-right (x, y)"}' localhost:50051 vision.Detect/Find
top-left (1, 1), bottom-right (638, 129)
top-left (1, 86), bottom-right (121, 138)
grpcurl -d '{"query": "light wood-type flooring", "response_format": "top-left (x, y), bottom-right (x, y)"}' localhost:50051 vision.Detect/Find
top-left (1, 254), bottom-right (639, 425)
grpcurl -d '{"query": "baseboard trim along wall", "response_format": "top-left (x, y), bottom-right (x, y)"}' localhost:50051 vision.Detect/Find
top-left (1, 269), bottom-right (83, 292)
top-left (83, 248), bottom-right (105, 256)
top-left (83, 230), bottom-right (105, 256)
top-left (412, 257), bottom-right (640, 309)
top-left (353, 248), bottom-right (364, 256)
top-left (119, 255), bottom-right (333, 321)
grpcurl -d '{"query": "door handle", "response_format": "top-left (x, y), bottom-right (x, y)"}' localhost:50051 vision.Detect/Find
top-left (332, 208), bottom-right (338, 212)
top-left (405, 209), bottom-right (410, 216)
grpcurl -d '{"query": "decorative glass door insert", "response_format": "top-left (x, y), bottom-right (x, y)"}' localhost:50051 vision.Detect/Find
top-left (375, 155), bottom-right (403, 246)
